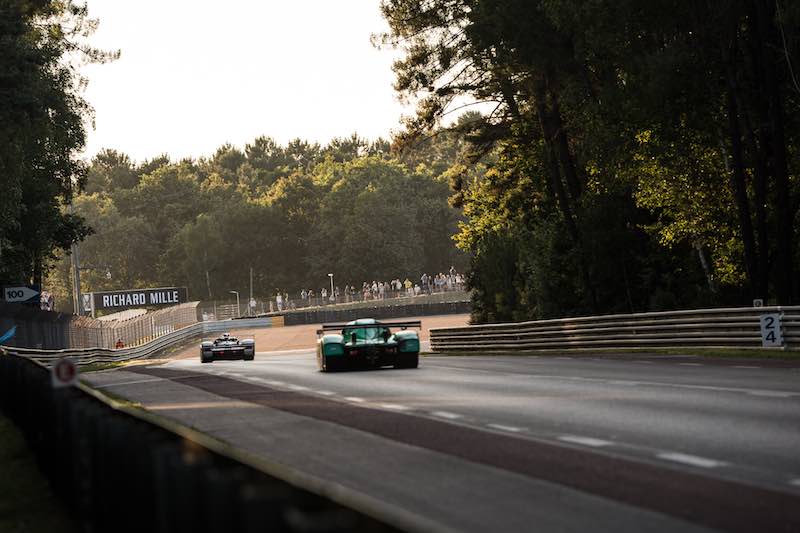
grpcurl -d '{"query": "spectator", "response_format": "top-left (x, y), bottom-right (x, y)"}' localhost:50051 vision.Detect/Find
top-left (115, 338), bottom-right (125, 349)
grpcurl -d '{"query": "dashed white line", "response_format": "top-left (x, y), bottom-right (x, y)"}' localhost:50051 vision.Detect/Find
top-left (606, 380), bottom-right (641, 386)
top-left (264, 380), bottom-right (285, 386)
top-left (314, 390), bottom-right (336, 396)
top-left (287, 384), bottom-right (309, 391)
top-left (379, 403), bottom-right (411, 411)
top-left (678, 363), bottom-right (703, 366)
top-left (558, 435), bottom-right (614, 447)
top-left (344, 396), bottom-right (366, 403)
top-left (733, 365), bottom-right (760, 369)
top-left (657, 452), bottom-right (727, 468)
top-left (430, 411), bottom-right (463, 420)
top-left (487, 423), bottom-right (525, 433)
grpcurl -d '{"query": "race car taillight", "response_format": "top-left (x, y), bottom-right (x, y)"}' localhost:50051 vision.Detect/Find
top-left (349, 349), bottom-right (359, 356)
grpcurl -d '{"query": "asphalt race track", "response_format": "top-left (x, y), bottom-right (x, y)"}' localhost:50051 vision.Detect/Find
top-left (86, 351), bottom-right (800, 532)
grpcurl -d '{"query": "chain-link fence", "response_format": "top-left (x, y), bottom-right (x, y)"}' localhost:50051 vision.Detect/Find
top-left (1, 301), bottom-right (200, 350)
top-left (198, 287), bottom-right (470, 320)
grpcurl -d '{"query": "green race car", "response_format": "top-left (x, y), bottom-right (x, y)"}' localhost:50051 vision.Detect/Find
top-left (316, 318), bottom-right (421, 372)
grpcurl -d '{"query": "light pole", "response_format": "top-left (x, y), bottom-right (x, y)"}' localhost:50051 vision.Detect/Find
top-left (328, 273), bottom-right (334, 302)
top-left (229, 290), bottom-right (240, 318)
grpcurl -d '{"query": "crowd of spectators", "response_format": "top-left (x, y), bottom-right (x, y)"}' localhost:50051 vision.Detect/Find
top-left (270, 267), bottom-right (466, 311)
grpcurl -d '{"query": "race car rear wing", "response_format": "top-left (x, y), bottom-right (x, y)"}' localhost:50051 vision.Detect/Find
top-left (317, 320), bottom-right (422, 335)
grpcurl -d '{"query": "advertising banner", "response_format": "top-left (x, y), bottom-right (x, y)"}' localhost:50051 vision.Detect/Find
top-left (92, 287), bottom-right (188, 311)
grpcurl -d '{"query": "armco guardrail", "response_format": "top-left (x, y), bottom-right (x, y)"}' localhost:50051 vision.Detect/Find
top-left (0, 353), bottom-right (413, 533)
top-left (1, 317), bottom-right (272, 367)
top-left (430, 306), bottom-right (800, 352)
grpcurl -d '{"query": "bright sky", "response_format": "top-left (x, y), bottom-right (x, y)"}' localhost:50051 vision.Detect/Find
top-left (80, 1), bottom-right (409, 162)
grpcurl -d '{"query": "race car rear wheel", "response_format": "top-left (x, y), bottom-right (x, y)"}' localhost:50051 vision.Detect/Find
top-left (323, 356), bottom-right (342, 372)
top-left (244, 352), bottom-right (255, 361)
top-left (395, 353), bottom-right (419, 369)
top-left (201, 352), bottom-right (213, 364)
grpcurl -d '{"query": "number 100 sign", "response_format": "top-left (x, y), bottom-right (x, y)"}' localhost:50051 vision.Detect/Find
top-left (759, 313), bottom-right (783, 348)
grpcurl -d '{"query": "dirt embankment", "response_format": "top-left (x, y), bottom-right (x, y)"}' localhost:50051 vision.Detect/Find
top-left (171, 314), bottom-right (470, 359)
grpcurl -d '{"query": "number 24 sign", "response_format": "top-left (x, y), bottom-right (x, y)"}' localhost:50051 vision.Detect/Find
top-left (759, 314), bottom-right (783, 347)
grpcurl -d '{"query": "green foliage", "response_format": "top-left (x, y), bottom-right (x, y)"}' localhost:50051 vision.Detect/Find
top-left (0, 1), bottom-right (116, 286)
top-left (380, 0), bottom-right (800, 322)
top-left (47, 134), bottom-right (468, 307)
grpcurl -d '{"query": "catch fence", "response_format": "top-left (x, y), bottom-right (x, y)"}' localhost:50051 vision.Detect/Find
top-left (1, 302), bottom-right (200, 350)
top-left (199, 290), bottom-right (470, 319)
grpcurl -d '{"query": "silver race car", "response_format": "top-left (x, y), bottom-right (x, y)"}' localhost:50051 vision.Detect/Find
top-left (200, 332), bottom-right (255, 363)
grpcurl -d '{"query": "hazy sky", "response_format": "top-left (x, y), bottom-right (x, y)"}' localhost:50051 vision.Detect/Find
top-left (80, 1), bottom-right (409, 162)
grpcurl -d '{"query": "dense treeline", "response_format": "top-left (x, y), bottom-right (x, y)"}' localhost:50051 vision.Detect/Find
top-left (379, 0), bottom-right (800, 322)
top-left (46, 134), bottom-right (468, 308)
top-left (0, 1), bottom-right (115, 288)
top-left (6, 1), bottom-right (800, 323)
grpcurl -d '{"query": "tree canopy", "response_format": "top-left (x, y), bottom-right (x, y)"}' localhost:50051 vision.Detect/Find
top-left (379, 0), bottom-right (800, 321)
top-left (0, 1), bottom-right (116, 287)
top-left (45, 136), bottom-right (468, 308)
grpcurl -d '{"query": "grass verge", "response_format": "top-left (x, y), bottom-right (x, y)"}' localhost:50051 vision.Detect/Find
top-left (0, 414), bottom-right (77, 533)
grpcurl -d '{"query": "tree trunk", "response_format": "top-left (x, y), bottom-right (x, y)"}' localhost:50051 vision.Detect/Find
top-left (533, 82), bottom-right (579, 242)
top-left (740, 109), bottom-right (770, 300)
top-left (549, 89), bottom-right (583, 201)
top-left (533, 78), bottom-right (598, 311)
top-left (752, 0), bottom-right (794, 303)
top-left (724, 62), bottom-right (758, 299)
top-left (32, 252), bottom-right (42, 287)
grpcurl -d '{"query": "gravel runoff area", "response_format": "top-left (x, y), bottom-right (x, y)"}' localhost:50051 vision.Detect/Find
top-left (170, 313), bottom-right (470, 359)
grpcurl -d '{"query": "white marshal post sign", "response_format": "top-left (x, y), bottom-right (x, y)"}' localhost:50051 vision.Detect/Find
top-left (90, 287), bottom-right (188, 312)
top-left (759, 313), bottom-right (783, 348)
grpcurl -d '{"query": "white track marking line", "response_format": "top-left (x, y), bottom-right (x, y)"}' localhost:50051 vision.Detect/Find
top-left (379, 403), bottom-right (411, 411)
top-left (558, 435), bottom-right (614, 447)
top-left (430, 411), bottom-right (463, 420)
top-left (344, 396), bottom-right (365, 403)
top-left (657, 452), bottom-right (727, 468)
top-left (747, 390), bottom-right (796, 398)
top-left (678, 363), bottom-right (703, 366)
top-left (286, 384), bottom-right (309, 391)
top-left (93, 378), bottom-right (162, 388)
top-left (314, 390), bottom-right (336, 396)
top-left (634, 360), bottom-right (654, 364)
top-left (789, 478), bottom-right (800, 487)
top-left (554, 357), bottom-right (572, 360)
top-left (487, 423), bottom-right (525, 433)
top-left (733, 365), bottom-right (760, 369)
top-left (606, 380), bottom-right (641, 386)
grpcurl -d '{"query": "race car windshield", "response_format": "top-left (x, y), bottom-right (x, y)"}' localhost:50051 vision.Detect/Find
top-left (344, 327), bottom-right (388, 342)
